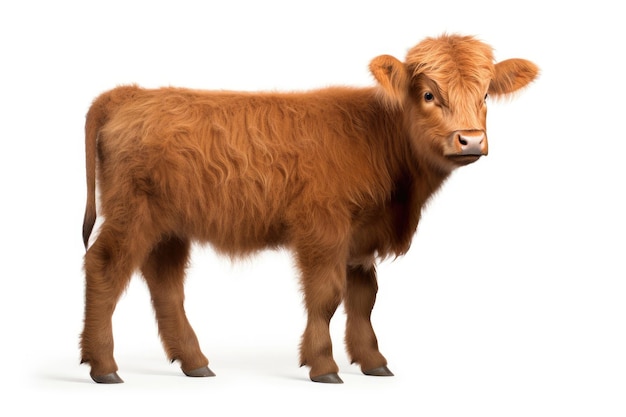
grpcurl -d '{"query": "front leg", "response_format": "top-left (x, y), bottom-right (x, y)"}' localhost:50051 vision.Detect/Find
top-left (290, 205), bottom-right (352, 383)
top-left (344, 265), bottom-right (393, 376)
top-left (298, 256), bottom-right (345, 383)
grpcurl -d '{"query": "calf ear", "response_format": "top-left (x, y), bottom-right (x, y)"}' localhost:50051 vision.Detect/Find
top-left (370, 55), bottom-right (410, 108)
top-left (489, 58), bottom-right (539, 97)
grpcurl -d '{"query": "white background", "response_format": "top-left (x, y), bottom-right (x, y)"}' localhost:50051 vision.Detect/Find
top-left (2, 1), bottom-right (625, 415)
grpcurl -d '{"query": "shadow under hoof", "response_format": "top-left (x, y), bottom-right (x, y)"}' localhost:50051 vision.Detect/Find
top-left (91, 372), bottom-right (124, 384)
top-left (363, 365), bottom-right (394, 376)
top-left (183, 366), bottom-right (216, 377)
top-left (311, 372), bottom-right (344, 384)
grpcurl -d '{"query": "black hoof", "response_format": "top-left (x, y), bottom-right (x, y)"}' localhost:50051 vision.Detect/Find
top-left (183, 366), bottom-right (216, 377)
top-left (363, 365), bottom-right (394, 377)
top-left (91, 372), bottom-right (124, 384)
top-left (311, 372), bottom-right (344, 384)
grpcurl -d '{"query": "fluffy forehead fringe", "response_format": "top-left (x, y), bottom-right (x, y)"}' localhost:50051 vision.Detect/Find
top-left (406, 34), bottom-right (495, 101)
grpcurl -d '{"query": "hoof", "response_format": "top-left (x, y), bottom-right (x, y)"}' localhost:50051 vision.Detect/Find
top-left (183, 366), bottom-right (216, 377)
top-left (91, 372), bottom-right (124, 384)
top-left (311, 372), bottom-right (344, 384)
top-left (363, 365), bottom-right (394, 377)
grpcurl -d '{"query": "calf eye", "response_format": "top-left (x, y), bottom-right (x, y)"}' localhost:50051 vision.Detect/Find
top-left (424, 92), bottom-right (434, 102)
top-left (484, 93), bottom-right (489, 101)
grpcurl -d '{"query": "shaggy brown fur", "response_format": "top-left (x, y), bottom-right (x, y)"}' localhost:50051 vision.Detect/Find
top-left (80, 34), bottom-right (538, 383)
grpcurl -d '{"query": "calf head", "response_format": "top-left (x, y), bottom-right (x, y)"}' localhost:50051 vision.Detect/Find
top-left (370, 34), bottom-right (538, 173)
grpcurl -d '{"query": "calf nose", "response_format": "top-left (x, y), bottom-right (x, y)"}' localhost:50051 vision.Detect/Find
top-left (456, 131), bottom-right (488, 156)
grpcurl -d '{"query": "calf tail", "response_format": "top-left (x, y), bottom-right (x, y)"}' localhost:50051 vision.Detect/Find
top-left (82, 85), bottom-right (141, 249)
top-left (82, 95), bottom-right (105, 249)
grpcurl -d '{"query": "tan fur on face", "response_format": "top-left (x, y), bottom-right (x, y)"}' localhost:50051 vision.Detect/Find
top-left (406, 35), bottom-right (495, 112)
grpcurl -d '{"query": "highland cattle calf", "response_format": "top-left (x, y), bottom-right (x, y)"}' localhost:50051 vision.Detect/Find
top-left (81, 34), bottom-right (538, 383)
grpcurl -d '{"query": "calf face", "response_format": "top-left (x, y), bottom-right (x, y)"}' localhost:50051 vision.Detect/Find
top-left (370, 35), bottom-right (538, 172)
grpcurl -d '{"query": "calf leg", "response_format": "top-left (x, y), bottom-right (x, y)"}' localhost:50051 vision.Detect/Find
top-left (140, 236), bottom-right (212, 377)
top-left (344, 265), bottom-right (393, 376)
top-left (292, 206), bottom-right (355, 383)
top-left (297, 254), bottom-right (346, 383)
top-left (80, 225), bottom-right (144, 383)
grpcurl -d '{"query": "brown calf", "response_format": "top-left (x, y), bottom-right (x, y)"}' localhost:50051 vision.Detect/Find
top-left (81, 34), bottom-right (538, 383)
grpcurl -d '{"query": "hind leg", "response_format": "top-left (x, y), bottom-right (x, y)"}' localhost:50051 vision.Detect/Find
top-left (80, 224), bottom-right (145, 383)
top-left (344, 265), bottom-right (393, 376)
top-left (140, 236), bottom-right (212, 377)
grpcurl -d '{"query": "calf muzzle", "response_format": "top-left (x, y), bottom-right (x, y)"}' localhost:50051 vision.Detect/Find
top-left (452, 130), bottom-right (488, 156)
